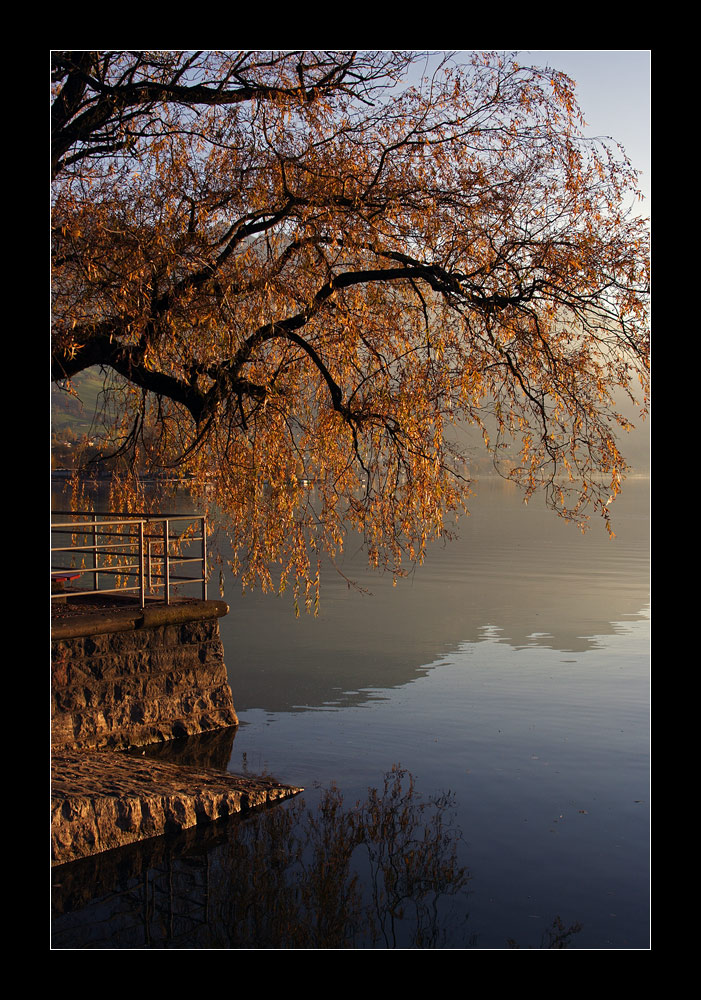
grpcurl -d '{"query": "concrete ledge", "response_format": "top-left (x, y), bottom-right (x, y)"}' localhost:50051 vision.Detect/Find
top-left (51, 598), bottom-right (230, 640)
top-left (52, 749), bottom-right (303, 866)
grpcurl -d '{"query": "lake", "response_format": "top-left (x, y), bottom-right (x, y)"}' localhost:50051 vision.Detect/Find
top-left (51, 476), bottom-right (650, 949)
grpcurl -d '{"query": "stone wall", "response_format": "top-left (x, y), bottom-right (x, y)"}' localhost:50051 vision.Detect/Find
top-left (51, 602), bottom-right (239, 751)
top-left (50, 600), bottom-right (304, 868)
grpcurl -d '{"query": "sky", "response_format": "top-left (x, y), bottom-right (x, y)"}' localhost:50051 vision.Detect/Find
top-left (523, 50), bottom-right (651, 206)
top-left (519, 51), bottom-right (651, 471)
top-left (413, 50), bottom-right (651, 209)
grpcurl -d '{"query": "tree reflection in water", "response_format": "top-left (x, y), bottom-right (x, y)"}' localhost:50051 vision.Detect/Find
top-left (211, 766), bottom-right (472, 948)
top-left (52, 765), bottom-right (582, 948)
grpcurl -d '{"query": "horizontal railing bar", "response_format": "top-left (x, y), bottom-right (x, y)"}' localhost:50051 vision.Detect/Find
top-left (52, 544), bottom-right (142, 556)
top-left (51, 510), bottom-right (202, 524)
top-left (51, 548), bottom-right (202, 569)
top-left (50, 586), bottom-right (204, 599)
top-left (52, 531), bottom-right (203, 545)
top-left (51, 574), bottom-right (204, 591)
top-left (120, 575), bottom-right (204, 584)
top-left (52, 575), bottom-right (204, 586)
top-left (51, 585), bottom-right (143, 599)
top-left (52, 507), bottom-right (202, 513)
top-left (52, 516), bottom-right (202, 524)
top-left (52, 519), bottom-right (203, 529)
top-left (52, 539), bottom-right (204, 552)
top-left (52, 507), bottom-right (202, 515)
top-left (52, 565), bottom-right (142, 577)
top-left (51, 572), bottom-right (207, 584)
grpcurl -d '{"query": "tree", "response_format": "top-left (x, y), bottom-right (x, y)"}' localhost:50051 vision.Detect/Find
top-left (51, 50), bottom-right (650, 606)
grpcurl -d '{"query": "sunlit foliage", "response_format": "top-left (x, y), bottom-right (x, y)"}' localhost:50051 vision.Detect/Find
top-left (52, 51), bottom-right (649, 602)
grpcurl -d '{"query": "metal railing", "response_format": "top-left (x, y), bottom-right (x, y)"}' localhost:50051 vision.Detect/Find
top-left (51, 511), bottom-right (208, 607)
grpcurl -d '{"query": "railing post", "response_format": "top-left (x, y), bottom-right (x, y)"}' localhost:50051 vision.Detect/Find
top-left (163, 518), bottom-right (170, 605)
top-left (139, 520), bottom-right (145, 608)
top-left (201, 515), bottom-right (207, 601)
top-left (92, 518), bottom-right (99, 591)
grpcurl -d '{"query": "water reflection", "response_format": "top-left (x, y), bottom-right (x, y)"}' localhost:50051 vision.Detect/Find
top-left (220, 478), bottom-right (650, 714)
top-left (52, 767), bottom-right (473, 949)
top-left (51, 475), bottom-right (648, 949)
top-left (123, 728), bottom-right (238, 771)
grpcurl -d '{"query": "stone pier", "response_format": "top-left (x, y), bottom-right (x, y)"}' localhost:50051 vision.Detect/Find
top-left (52, 596), bottom-right (239, 750)
top-left (51, 595), bottom-right (302, 866)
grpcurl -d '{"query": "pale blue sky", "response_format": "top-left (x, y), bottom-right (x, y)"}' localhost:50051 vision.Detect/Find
top-left (408, 50), bottom-right (651, 207)
top-left (526, 50), bottom-right (651, 206)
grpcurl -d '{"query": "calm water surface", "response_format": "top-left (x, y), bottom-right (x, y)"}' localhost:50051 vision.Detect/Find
top-left (52, 477), bottom-right (650, 949)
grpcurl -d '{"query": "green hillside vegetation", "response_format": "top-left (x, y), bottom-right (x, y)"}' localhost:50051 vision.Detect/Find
top-left (51, 368), bottom-right (106, 436)
top-left (51, 368), bottom-right (130, 471)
